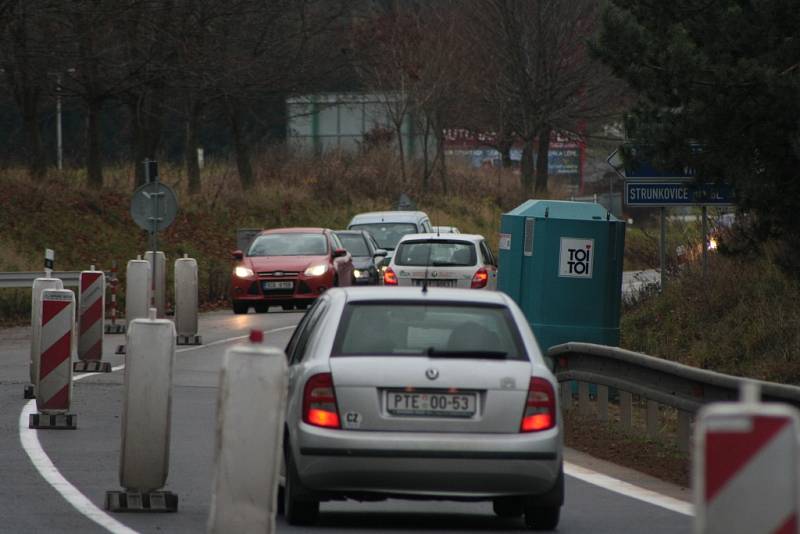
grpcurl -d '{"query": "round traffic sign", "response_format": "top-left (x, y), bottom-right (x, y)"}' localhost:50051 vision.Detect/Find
top-left (130, 182), bottom-right (178, 232)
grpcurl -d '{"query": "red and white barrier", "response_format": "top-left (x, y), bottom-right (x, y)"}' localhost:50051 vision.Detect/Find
top-left (694, 382), bottom-right (800, 534)
top-left (105, 260), bottom-right (125, 334)
top-left (30, 289), bottom-right (77, 429)
top-left (74, 267), bottom-right (111, 373)
top-left (27, 277), bottom-right (64, 399)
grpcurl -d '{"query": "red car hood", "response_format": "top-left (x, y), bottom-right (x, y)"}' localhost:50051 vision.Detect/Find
top-left (245, 255), bottom-right (327, 273)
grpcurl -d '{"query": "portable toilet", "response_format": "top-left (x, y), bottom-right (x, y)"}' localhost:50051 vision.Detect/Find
top-left (497, 200), bottom-right (626, 354)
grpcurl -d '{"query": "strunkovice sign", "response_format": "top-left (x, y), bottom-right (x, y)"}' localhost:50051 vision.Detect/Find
top-left (625, 181), bottom-right (734, 207)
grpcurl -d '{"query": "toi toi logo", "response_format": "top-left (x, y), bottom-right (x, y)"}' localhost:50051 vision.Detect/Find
top-left (559, 238), bottom-right (594, 278)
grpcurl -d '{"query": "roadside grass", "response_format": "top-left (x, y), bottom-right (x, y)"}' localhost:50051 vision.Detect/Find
top-left (621, 251), bottom-right (800, 384)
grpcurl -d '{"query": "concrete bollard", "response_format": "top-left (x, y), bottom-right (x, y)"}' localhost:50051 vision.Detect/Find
top-left (30, 289), bottom-right (77, 429)
top-left (208, 330), bottom-right (287, 534)
top-left (74, 267), bottom-right (111, 373)
top-left (119, 257), bottom-right (151, 355)
top-left (106, 308), bottom-right (177, 512)
top-left (27, 277), bottom-right (64, 398)
top-left (144, 251), bottom-right (166, 318)
top-left (175, 255), bottom-right (201, 345)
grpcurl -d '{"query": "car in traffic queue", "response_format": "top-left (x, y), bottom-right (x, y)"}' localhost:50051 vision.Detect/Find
top-left (334, 230), bottom-right (387, 285)
top-left (383, 233), bottom-right (498, 290)
top-left (230, 227), bottom-right (354, 314)
top-left (432, 225), bottom-right (461, 234)
top-left (279, 287), bottom-right (564, 530)
top-left (347, 210), bottom-right (433, 267)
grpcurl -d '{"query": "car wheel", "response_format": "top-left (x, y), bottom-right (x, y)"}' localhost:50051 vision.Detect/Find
top-left (493, 497), bottom-right (523, 517)
top-left (523, 505), bottom-right (560, 531)
top-left (284, 448), bottom-right (319, 526)
top-left (232, 301), bottom-right (249, 314)
top-left (254, 303), bottom-right (269, 313)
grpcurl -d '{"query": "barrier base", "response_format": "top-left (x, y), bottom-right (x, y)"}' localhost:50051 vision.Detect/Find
top-left (73, 360), bottom-right (112, 373)
top-left (29, 413), bottom-right (77, 430)
top-left (24, 385), bottom-right (35, 399)
top-left (115, 345), bottom-right (126, 355)
top-left (176, 335), bottom-right (202, 346)
top-left (105, 491), bottom-right (178, 513)
top-left (105, 324), bottom-right (126, 334)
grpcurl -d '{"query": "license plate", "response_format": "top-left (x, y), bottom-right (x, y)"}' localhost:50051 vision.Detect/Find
top-left (263, 281), bottom-right (293, 290)
top-left (411, 279), bottom-right (456, 288)
top-left (386, 390), bottom-right (477, 417)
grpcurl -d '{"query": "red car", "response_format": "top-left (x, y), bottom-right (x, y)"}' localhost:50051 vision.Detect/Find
top-left (230, 227), bottom-right (354, 314)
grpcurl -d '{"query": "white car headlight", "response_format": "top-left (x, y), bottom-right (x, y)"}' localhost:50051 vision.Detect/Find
top-left (304, 263), bottom-right (329, 277)
top-left (354, 269), bottom-right (367, 278)
top-left (234, 266), bottom-right (254, 278)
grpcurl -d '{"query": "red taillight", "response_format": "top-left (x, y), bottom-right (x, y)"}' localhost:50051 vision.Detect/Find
top-left (384, 267), bottom-right (398, 285)
top-left (471, 268), bottom-right (489, 289)
top-left (303, 373), bottom-right (340, 429)
top-left (521, 378), bottom-right (556, 432)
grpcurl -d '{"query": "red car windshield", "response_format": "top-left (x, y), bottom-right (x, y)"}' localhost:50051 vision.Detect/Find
top-left (248, 234), bottom-right (328, 257)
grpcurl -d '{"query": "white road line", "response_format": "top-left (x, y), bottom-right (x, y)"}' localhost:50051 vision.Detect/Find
top-left (565, 461), bottom-right (694, 516)
top-left (19, 326), bottom-right (296, 534)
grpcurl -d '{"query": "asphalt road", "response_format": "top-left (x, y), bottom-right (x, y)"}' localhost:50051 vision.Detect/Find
top-left (0, 306), bottom-right (691, 533)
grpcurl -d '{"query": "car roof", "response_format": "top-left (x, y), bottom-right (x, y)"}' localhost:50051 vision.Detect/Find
top-left (329, 286), bottom-right (513, 306)
top-left (334, 229), bottom-right (367, 235)
top-left (261, 227), bottom-right (326, 234)
top-left (396, 233), bottom-right (484, 244)
top-left (348, 211), bottom-right (429, 224)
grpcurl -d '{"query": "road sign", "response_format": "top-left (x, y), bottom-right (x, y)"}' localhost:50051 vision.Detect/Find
top-left (625, 181), bottom-right (734, 207)
top-left (130, 182), bottom-right (178, 232)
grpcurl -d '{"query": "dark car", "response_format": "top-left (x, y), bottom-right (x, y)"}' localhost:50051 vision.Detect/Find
top-left (230, 227), bottom-right (353, 314)
top-left (334, 230), bottom-right (387, 285)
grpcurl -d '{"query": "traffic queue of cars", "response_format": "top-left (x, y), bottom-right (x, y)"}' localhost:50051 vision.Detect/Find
top-left (229, 210), bottom-right (564, 531)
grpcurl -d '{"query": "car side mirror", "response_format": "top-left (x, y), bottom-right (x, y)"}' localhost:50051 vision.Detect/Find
top-left (373, 249), bottom-right (388, 258)
top-left (333, 248), bottom-right (347, 258)
top-left (232, 250), bottom-right (244, 261)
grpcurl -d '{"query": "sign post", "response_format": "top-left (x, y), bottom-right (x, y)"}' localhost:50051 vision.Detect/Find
top-left (44, 249), bottom-right (54, 278)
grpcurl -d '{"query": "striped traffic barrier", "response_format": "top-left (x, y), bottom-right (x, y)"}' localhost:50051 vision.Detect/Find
top-left (106, 308), bottom-right (178, 512)
top-left (27, 277), bottom-right (64, 399)
top-left (175, 255), bottom-right (201, 345)
top-left (144, 251), bottom-right (166, 318)
top-left (74, 266), bottom-right (111, 373)
top-left (117, 257), bottom-right (151, 355)
top-left (208, 330), bottom-right (287, 533)
top-left (105, 260), bottom-right (125, 334)
top-left (30, 289), bottom-right (77, 429)
top-left (694, 382), bottom-right (800, 534)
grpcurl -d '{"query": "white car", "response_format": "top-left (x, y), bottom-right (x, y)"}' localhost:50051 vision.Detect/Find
top-left (280, 287), bottom-right (563, 530)
top-left (384, 233), bottom-right (498, 290)
top-left (432, 225), bottom-right (461, 234)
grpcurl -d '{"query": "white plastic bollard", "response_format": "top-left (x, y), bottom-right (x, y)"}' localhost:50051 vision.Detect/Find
top-left (30, 289), bottom-right (77, 429)
top-left (125, 258), bottom-right (151, 323)
top-left (208, 330), bottom-right (288, 534)
top-left (106, 307), bottom-right (178, 512)
top-left (74, 267), bottom-right (111, 373)
top-left (175, 255), bottom-right (201, 345)
top-left (28, 277), bottom-right (64, 398)
top-left (144, 251), bottom-right (166, 318)
top-left (694, 385), bottom-right (800, 534)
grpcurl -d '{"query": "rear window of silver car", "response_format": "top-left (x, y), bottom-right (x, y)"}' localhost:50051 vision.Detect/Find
top-left (332, 302), bottom-right (526, 360)
top-left (395, 240), bottom-right (477, 267)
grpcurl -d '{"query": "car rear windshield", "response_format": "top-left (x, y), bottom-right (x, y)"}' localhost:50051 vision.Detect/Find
top-left (332, 302), bottom-right (526, 360)
top-left (336, 233), bottom-right (370, 257)
top-left (394, 240), bottom-right (477, 267)
top-left (248, 234), bottom-right (328, 256)
top-left (349, 223), bottom-right (417, 250)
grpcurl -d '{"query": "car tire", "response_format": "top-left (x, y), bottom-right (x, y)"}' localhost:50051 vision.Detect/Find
top-left (254, 303), bottom-right (269, 313)
top-left (232, 301), bottom-right (249, 314)
top-left (523, 505), bottom-right (560, 531)
top-left (284, 448), bottom-right (319, 526)
top-left (493, 497), bottom-right (524, 517)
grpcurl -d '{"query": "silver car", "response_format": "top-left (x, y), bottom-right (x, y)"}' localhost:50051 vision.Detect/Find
top-left (279, 287), bottom-right (563, 530)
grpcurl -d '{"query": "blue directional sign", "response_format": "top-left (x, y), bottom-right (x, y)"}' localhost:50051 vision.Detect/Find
top-left (625, 181), bottom-right (734, 207)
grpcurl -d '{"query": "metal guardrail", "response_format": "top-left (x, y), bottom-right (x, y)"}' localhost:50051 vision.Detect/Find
top-left (549, 342), bottom-right (800, 451)
top-left (0, 271), bottom-right (112, 288)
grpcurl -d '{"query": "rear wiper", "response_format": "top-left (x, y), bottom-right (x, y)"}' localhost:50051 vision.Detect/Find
top-left (424, 347), bottom-right (508, 359)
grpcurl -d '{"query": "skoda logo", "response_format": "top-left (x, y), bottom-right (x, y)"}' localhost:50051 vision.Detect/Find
top-left (426, 368), bottom-right (439, 380)
top-left (431, 271), bottom-right (439, 278)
